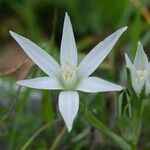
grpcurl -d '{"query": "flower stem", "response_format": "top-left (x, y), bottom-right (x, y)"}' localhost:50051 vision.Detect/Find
top-left (80, 100), bottom-right (132, 150)
top-left (0, 86), bottom-right (21, 128)
top-left (21, 119), bottom-right (60, 150)
top-left (49, 126), bottom-right (66, 150)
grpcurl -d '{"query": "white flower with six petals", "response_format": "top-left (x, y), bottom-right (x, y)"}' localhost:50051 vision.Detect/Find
top-left (125, 41), bottom-right (150, 96)
top-left (10, 13), bottom-right (127, 132)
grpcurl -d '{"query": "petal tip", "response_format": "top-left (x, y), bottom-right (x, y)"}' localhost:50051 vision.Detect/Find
top-left (119, 86), bottom-right (124, 91)
top-left (137, 41), bottom-right (147, 57)
top-left (120, 26), bottom-right (128, 33)
top-left (125, 53), bottom-right (133, 68)
top-left (138, 41), bottom-right (142, 47)
top-left (125, 53), bottom-right (129, 61)
top-left (16, 81), bottom-right (20, 85)
top-left (16, 80), bottom-right (23, 86)
top-left (9, 30), bottom-right (12, 34)
top-left (67, 126), bottom-right (72, 132)
top-left (116, 85), bottom-right (123, 91)
top-left (65, 12), bottom-right (69, 16)
top-left (9, 30), bottom-right (15, 36)
top-left (125, 53), bottom-right (128, 57)
top-left (9, 31), bottom-right (18, 39)
top-left (64, 12), bottom-right (71, 26)
top-left (123, 26), bottom-right (128, 30)
top-left (65, 12), bottom-right (69, 20)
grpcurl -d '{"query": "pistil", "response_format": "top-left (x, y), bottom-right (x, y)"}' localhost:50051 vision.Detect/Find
top-left (61, 62), bottom-right (77, 89)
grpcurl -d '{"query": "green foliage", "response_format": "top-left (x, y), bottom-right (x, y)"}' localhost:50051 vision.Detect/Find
top-left (0, 0), bottom-right (150, 149)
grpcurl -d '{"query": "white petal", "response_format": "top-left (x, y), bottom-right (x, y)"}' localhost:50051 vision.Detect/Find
top-left (10, 31), bottom-right (61, 78)
top-left (145, 64), bottom-right (150, 95)
top-left (125, 53), bottom-right (134, 69)
top-left (59, 91), bottom-right (79, 132)
top-left (76, 77), bottom-right (123, 93)
top-left (147, 64), bottom-right (150, 84)
top-left (60, 13), bottom-right (77, 67)
top-left (131, 77), bottom-right (145, 96)
top-left (145, 79), bottom-right (150, 96)
top-left (78, 27), bottom-right (127, 78)
top-left (134, 41), bottom-right (148, 70)
top-left (125, 53), bottom-right (137, 75)
top-left (146, 63), bottom-right (150, 72)
top-left (17, 77), bottom-right (63, 90)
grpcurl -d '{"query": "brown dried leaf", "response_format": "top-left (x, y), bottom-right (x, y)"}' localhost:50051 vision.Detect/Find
top-left (0, 40), bottom-right (34, 80)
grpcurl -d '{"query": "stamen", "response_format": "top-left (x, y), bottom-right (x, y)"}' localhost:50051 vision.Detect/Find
top-left (135, 70), bottom-right (148, 84)
top-left (61, 61), bottom-right (77, 89)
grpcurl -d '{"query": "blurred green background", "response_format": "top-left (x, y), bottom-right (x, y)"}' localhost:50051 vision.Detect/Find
top-left (0, 0), bottom-right (150, 149)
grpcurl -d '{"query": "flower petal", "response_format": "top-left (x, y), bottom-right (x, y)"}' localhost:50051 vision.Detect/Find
top-left (76, 77), bottom-right (123, 93)
top-left (131, 77), bottom-right (145, 96)
top-left (59, 91), bottom-right (79, 132)
top-left (60, 12), bottom-right (77, 67)
top-left (145, 79), bottom-right (150, 96)
top-left (78, 27), bottom-right (127, 78)
top-left (134, 41), bottom-right (148, 70)
top-left (17, 77), bottom-right (63, 90)
top-left (125, 53), bottom-right (133, 69)
top-left (10, 31), bottom-right (61, 78)
top-left (125, 53), bottom-right (137, 75)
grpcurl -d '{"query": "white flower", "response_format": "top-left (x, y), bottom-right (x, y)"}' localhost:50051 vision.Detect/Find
top-left (125, 41), bottom-right (150, 96)
top-left (10, 13), bottom-right (127, 132)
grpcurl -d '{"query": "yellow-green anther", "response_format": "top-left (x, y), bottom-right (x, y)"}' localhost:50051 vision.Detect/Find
top-left (136, 70), bottom-right (148, 83)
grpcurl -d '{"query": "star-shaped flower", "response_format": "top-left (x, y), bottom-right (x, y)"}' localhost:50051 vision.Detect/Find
top-left (125, 41), bottom-right (150, 96)
top-left (10, 13), bottom-right (127, 132)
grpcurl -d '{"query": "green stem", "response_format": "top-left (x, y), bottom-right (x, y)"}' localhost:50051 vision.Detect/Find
top-left (0, 87), bottom-right (21, 128)
top-left (80, 101), bottom-right (132, 150)
top-left (131, 99), bottom-right (144, 146)
top-left (49, 126), bottom-right (66, 150)
top-left (21, 119), bottom-right (60, 150)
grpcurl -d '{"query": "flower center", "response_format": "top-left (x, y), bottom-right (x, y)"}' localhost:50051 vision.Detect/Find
top-left (135, 70), bottom-right (148, 84)
top-left (61, 62), bottom-right (77, 89)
